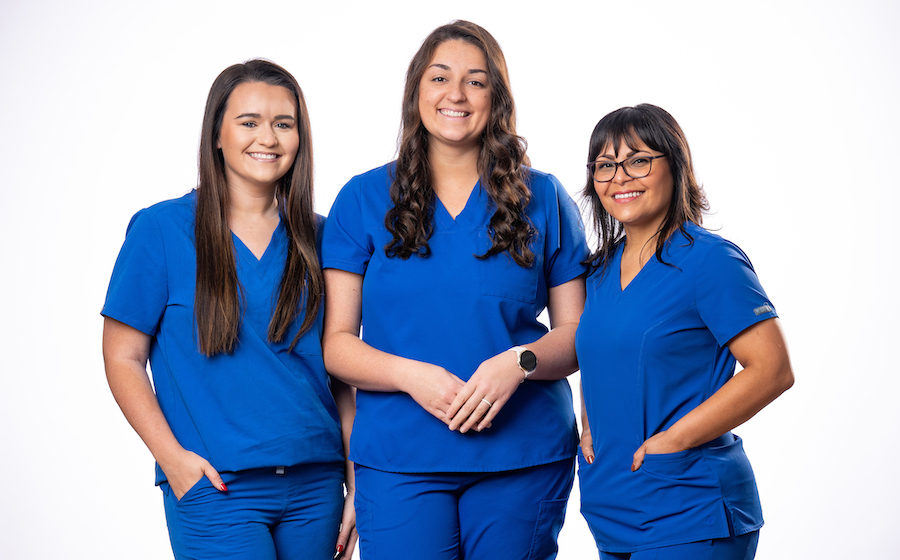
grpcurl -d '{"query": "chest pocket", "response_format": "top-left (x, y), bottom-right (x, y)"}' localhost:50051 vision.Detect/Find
top-left (477, 230), bottom-right (543, 304)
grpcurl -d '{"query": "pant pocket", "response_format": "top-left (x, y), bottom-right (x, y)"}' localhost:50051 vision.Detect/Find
top-left (527, 497), bottom-right (568, 560)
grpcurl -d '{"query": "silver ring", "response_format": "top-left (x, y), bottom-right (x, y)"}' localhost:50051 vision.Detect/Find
top-left (481, 398), bottom-right (493, 407)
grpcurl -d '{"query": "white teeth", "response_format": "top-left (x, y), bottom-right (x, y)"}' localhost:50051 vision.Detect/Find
top-left (250, 153), bottom-right (278, 160)
top-left (440, 109), bottom-right (468, 117)
top-left (615, 192), bottom-right (640, 199)
top-left (614, 192), bottom-right (642, 200)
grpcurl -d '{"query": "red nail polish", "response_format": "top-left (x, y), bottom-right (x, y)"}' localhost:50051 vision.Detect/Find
top-left (587, 455), bottom-right (594, 464)
top-left (336, 544), bottom-right (344, 554)
top-left (219, 483), bottom-right (228, 491)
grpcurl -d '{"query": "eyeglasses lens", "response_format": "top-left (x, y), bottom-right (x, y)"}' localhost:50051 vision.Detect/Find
top-left (591, 157), bottom-right (653, 182)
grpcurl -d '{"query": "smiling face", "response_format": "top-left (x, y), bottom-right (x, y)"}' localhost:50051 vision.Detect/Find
top-left (417, 39), bottom-right (492, 153)
top-left (216, 81), bottom-right (300, 193)
top-left (594, 138), bottom-right (674, 236)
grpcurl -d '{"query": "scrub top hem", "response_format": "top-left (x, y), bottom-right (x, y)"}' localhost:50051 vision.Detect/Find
top-left (352, 453), bottom-right (576, 475)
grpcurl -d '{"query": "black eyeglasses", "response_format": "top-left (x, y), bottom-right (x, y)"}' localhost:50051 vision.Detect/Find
top-left (587, 154), bottom-right (666, 182)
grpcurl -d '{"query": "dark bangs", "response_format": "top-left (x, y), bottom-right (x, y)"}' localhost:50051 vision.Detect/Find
top-left (587, 105), bottom-right (674, 162)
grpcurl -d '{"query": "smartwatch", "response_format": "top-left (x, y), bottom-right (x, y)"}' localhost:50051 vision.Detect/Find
top-left (510, 346), bottom-right (537, 382)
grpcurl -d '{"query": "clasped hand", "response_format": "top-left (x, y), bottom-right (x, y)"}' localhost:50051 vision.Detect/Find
top-left (445, 351), bottom-right (522, 434)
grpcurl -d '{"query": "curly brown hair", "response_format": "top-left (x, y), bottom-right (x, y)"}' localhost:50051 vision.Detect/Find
top-left (384, 20), bottom-right (536, 267)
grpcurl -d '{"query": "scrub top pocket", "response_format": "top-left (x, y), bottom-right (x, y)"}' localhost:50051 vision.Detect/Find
top-left (477, 231), bottom-right (543, 304)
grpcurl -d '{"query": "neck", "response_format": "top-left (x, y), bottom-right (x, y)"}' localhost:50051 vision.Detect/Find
top-left (428, 142), bottom-right (482, 192)
top-left (227, 183), bottom-right (279, 219)
top-left (622, 222), bottom-right (665, 264)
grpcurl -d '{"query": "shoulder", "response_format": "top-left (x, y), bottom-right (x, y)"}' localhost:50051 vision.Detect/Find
top-left (347, 162), bottom-right (395, 189)
top-left (521, 167), bottom-right (581, 218)
top-left (523, 167), bottom-right (564, 195)
top-left (125, 190), bottom-right (195, 234)
top-left (331, 163), bottom-right (395, 214)
top-left (314, 211), bottom-right (326, 234)
top-left (140, 190), bottom-right (195, 216)
top-left (666, 223), bottom-right (757, 275)
top-left (521, 167), bottom-right (572, 205)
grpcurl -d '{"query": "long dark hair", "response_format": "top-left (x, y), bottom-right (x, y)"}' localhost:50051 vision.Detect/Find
top-left (195, 59), bottom-right (321, 356)
top-left (384, 20), bottom-right (536, 266)
top-left (581, 104), bottom-right (708, 275)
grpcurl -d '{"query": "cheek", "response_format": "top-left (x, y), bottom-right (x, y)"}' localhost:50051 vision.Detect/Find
top-left (418, 89), bottom-right (436, 113)
top-left (476, 91), bottom-right (492, 112)
top-left (594, 186), bottom-right (614, 212)
top-left (286, 132), bottom-right (301, 156)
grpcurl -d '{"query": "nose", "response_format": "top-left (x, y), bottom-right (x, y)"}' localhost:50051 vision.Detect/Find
top-left (256, 124), bottom-right (278, 147)
top-left (612, 162), bottom-right (631, 184)
top-left (447, 81), bottom-right (466, 102)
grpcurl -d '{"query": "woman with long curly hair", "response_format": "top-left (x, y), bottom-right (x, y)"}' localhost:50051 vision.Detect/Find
top-left (576, 104), bottom-right (793, 559)
top-left (102, 60), bottom-right (356, 560)
top-left (322, 20), bottom-right (588, 560)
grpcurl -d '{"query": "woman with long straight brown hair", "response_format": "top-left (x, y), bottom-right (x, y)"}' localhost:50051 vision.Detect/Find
top-left (101, 59), bottom-right (356, 560)
top-left (322, 21), bottom-right (588, 560)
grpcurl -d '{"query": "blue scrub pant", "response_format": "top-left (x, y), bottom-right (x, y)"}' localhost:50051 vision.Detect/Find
top-left (160, 463), bottom-right (344, 560)
top-left (354, 458), bottom-right (574, 560)
top-left (597, 531), bottom-right (759, 560)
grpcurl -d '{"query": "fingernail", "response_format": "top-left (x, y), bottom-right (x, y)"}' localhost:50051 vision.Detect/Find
top-left (219, 483), bottom-right (228, 491)
top-left (336, 544), bottom-right (344, 554)
top-left (586, 455), bottom-right (594, 464)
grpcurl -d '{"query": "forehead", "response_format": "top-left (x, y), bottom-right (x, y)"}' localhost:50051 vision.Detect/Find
top-left (225, 81), bottom-right (297, 114)
top-left (427, 39), bottom-right (487, 68)
top-left (599, 133), bottom-right (653, 157)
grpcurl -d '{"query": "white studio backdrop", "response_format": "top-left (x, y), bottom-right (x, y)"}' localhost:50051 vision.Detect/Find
top-left (1, 0), bottom-right (897, 558)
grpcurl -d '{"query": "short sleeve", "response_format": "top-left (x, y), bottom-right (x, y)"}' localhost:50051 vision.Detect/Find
top-left (695, 240), bottom-right (777, 347)
top-left (541, 174), bottom-right (590, 288)
top-left (101, 209), bottom-right (169, 336)
top-left (322, 176), bottom-right (375, 275)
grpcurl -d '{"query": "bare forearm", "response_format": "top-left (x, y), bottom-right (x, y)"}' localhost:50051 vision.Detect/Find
top-left (630, 318), bottom-right (793, 471)
top-left (665, 362), bottom-right (793, 450)
top-left (521, 322), bottom-right (579, 382)
top-left (670, 320), bottom-right (793, 449)
top-left (102, 318), bottom-right (185, 466)
top-left (525, 276), bottom-right (584, 381)
top-left (105, 358), bottom-right (185, 464)
top-left (324, 332), bottom-right (428, 392)
top-left (330, 378), bottom-right (356, 457)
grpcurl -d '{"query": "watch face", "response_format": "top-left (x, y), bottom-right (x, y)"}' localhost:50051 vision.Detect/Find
top-left (520, 350), bottom-right (537, 372)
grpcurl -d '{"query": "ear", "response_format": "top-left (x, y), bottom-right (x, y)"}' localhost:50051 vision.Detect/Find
top-left (216, 137), bottom-right (221, 149)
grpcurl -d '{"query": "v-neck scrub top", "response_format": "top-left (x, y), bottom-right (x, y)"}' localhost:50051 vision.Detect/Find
top-left (322, 163), bottom-right (589, 473)
top-left (575, 223), bottom-right (777, 552)
top-left (102, 191), bottom-right (344, 485)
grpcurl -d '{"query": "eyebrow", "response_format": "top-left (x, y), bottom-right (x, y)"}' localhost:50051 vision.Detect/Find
top-left (598, 148), bottom-right (650, 159)
top-left (428, 63), bottom-right (488, 75)
top-left (234, 113), bottom-right (296, 121)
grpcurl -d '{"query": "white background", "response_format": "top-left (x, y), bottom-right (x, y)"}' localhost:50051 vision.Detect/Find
top-left (1, 0), bottom-right (897, 558)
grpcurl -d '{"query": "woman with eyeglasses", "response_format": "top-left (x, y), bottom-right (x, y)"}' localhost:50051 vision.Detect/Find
top-left (321, 20), bottom-right (588, 560)
top-left (101, 60), bottom-right (356, 560)
top-left (575, 104), bottom-right (793, 559)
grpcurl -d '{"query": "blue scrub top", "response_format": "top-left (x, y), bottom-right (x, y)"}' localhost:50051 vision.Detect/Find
top-left (576, 223), bottom-right (776, 552)
top-left (322, 163), bottom-right (589, 473)
top-left (102, 191), bottom-right (344, 485)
